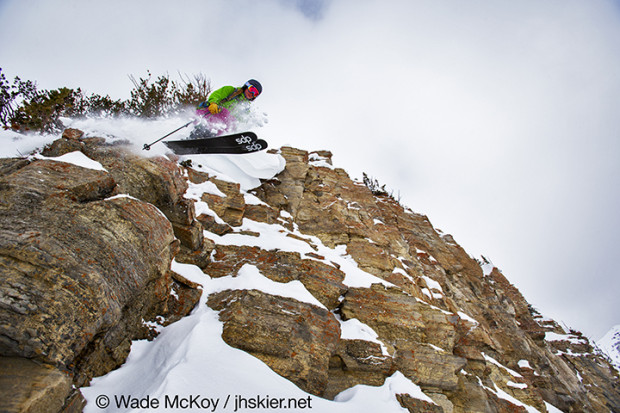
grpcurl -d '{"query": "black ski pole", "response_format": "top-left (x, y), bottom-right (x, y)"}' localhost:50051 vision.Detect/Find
top-left (143, 120), bottom-right (193, 151)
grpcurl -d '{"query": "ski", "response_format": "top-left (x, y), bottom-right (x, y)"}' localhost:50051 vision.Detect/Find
top-left (143, 127), bottom-right (257, 152)
top-left (164, 131), bottom-right (259, 154)
top-left (194, 131), bottom-right (259, 147)
top-left (165, 138), bottom-right (268, 155)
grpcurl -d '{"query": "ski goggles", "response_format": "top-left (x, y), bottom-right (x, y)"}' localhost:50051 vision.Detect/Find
top-left (246, 85), bottom-right (260, 99)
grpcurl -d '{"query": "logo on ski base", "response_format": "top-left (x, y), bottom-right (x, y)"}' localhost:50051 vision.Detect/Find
top-left (236, 135), bottom-right (254, 144)
top-left (245, 142), bottom-right (264, 151)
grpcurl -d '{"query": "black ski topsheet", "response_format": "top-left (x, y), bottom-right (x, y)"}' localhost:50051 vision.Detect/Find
top-left (164, 131), bottom-right (266, 155)
top-left (165, 137), bottom-right (268, 155)
top-left (189, 139), bottom-right (268, 154)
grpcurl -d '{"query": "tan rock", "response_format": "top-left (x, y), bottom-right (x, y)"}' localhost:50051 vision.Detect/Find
top-left (0, 140), bottom-right (199, 390)
top-left (340, 285), bottom-right (460, 350)
top-left (61, 128), bottom-right (84, 140)
top-left (3, 138), bottom-right (619, 412)
top-left (207, 289), bottom-right (340, 396)
top-left (205, 245), bottom-right (347, 309)
top-left (325, 339), bottom-right (393, 399)
top-left (247, 145), bottom-right (620, 411)
top-left (0, 357), bottom-right (76, 413)
top-left (243, 203), bottom-right (280, 224)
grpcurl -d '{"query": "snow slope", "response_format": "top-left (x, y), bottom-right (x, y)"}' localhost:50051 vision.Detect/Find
top-left (80, 260), bottom-right (434, 413)
top-left (598, 325), bottom-right (620, 371)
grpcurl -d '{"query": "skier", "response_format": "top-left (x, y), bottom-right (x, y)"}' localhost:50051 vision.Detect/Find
top-left (191, 79), bottom-right (262, 138)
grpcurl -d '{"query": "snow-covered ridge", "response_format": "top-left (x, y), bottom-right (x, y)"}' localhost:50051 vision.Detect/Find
top-left (31, 151), bottom-right (107, 171)
top-left (3, 117), bottom-right (618, 412)
top-left (82, 145), bottom-right (538, 411)
top-left (8, 117), bottom-right (435, 412)
top-left (597, 325), bottom-right (620, 371)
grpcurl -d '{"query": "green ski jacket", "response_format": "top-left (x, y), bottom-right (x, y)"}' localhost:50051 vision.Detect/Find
top-left (206, 86), bottom-right (251, 109)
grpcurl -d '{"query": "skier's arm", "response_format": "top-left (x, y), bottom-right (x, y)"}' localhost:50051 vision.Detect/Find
top-left (206, 86), bottom-right (236, 105)
top-left (197, 86), bottom-right (237, 115)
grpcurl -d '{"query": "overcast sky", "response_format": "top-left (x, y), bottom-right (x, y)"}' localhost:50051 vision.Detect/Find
top-left (1, 0), bottom-right (619, 340)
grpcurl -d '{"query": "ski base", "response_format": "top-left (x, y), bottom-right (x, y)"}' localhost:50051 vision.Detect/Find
top-left (164, 132), bottom-right (267, 155)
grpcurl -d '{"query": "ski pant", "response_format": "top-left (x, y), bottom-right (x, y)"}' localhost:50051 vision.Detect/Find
top-left (194, 107), bottom-right (235, 137)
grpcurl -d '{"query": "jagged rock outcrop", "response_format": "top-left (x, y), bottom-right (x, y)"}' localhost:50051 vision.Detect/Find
top-left (208, 289), bottom-right (341, 396)
top-left (1, 130), bottom-right (618, 412)
top-left (202, 146), bottom-right (620, 412)
top-left (0, 131), bottom-right (203, 411)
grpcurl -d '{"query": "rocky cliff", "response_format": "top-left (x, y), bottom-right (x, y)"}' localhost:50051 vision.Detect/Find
top-left (0, 129), bottom-right (618, 412)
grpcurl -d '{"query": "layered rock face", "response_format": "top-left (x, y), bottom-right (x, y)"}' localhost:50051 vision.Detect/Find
top-left (201, 147), bottom-right (620, 412)
top-left (1, 131), bottom-right (618, 412)
top-left (0, 131), bottom-right (202, 411)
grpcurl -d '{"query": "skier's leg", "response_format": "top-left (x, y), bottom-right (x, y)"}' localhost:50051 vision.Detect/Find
top-left (189, 123), bottom-right (216, 139)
